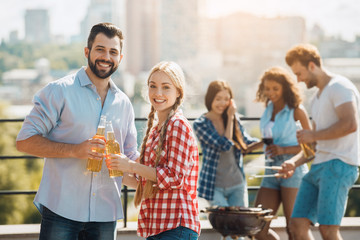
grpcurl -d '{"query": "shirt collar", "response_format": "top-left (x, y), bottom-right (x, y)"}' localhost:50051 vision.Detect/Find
top-left (282, 103), bottom-right (290, 112)
top-left (108, 79), bottom-right (119, 94)
top-left (77, 67), bottom-right (92, 87)
top-left (268, 101), bottom-right (290, 113)
top-left (77, 67), bottom-right (119, 93)
top-left (264, 101), bottom-right (290, 122)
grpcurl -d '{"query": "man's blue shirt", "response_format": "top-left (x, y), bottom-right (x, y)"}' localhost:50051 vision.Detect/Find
top-left (17, 67), bottom-right (139, 222)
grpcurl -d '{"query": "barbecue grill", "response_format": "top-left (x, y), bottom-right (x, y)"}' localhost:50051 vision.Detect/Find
top-left (201, 206), bottom-right (276, 240)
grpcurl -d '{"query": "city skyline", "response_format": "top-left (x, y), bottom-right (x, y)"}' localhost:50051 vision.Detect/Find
top-left (1, 0), bottom-right (360, 42)
top-left (206, 0), bottom-right (360, 41)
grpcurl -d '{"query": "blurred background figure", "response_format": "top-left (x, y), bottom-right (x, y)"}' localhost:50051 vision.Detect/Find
top-left (281, 43), bottom-right (360, 240)
top-left (247, 67), bottom-right (311, 240)
top-left (194, 80), bottom-right (258, 207)
top-left (194, 80), bottom-right (258, 239)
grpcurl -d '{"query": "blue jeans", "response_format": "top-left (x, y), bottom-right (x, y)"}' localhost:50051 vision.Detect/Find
top-left (146, 226), bottom-right (198, 240)
top-left (39, 207), bottom-right (117, 240)
top-left (210, 182), bottom-right (248, 207)
top-left (210, 183), bottom-right (247, 240)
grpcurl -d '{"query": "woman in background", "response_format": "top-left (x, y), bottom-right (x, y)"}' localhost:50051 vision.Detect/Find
top-left (249, 67), bottom-right (311, 240)
top-left (194, 80), bottom-right (258, 209)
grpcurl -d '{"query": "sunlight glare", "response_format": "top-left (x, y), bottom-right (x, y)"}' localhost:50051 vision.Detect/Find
top-left (206, 0), bottom-right (267, 18)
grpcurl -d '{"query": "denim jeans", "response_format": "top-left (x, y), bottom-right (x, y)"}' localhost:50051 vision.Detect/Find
top-left (210, 182), bottom-right (248, 207)
top-left (39, 207), bottom-right (117, 240)
top-left (146, 226), bottom-right (198, 240)
top-left (210, 183), bottom-right (247, 240)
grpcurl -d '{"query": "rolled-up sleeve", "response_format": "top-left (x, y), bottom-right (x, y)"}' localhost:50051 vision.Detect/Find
top-left (123, 104), bottom-right (140, 161)
top-left (17, 83), bottom-right (63, 141)
top-left (193, 118), bottom-right (233, 151)
top-left (156, 119), bottom-right (195, 189)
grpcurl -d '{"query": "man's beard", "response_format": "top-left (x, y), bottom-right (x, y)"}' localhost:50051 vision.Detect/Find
top-left (88, 54), bottom-right (118, 79)
top-left (306, 73), bottom-right (318, 89)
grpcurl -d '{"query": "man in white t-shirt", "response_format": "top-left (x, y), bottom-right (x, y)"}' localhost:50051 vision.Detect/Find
top-left (281, 43), bottom-right (360, 240)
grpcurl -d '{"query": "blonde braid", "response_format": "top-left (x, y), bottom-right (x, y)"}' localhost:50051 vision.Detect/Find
top-left (155, 99), bottom-right (181, 167)
top-left (134, 106), bottom-right (156, 207)
top-left (142, 99), bottom-right (181, 199)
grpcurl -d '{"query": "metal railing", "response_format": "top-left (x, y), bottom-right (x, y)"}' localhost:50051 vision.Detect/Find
top-left (1, 117), bottom-right (359, 227)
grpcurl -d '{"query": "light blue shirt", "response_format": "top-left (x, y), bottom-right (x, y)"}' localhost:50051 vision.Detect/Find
top-left (17, 67), bottom-right (139, 222)
top-left (260, 102), bottom-right (298, 147)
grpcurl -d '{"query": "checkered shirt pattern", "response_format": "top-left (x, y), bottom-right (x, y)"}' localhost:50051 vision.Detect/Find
top-left (137, 111), bottom-right (201, 238)
top-left (193, 114), bottom-right (258, 201)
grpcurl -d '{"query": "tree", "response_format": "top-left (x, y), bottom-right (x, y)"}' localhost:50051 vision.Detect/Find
top-left (0, 42), bottom-right (85, 73)
top-left (0, 102), bottom-right (42, 224)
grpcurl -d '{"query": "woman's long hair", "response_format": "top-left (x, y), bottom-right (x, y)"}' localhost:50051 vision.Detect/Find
top-left (134, 61), bottom-right (185, 207)
top-left (205, 80), bottom-right (245, 151)
top-left (255, 66), bottom-right (302, 108)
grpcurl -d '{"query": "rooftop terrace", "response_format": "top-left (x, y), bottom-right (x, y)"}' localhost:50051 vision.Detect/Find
top-left (1, 217), bottom-right (360, 240)
top-left (1, 117), bottom-right (359, 240)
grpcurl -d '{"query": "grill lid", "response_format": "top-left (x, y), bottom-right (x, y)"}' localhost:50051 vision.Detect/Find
top-left (202, 206), bottom-right (273, 215)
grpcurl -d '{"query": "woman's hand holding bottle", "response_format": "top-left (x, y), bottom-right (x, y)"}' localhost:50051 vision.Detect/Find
top-left (105, 153), bottom-right (132, 174)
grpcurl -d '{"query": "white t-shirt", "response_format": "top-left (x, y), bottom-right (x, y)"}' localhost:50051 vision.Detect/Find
top-left (311, 75), bottom-right (360, 166)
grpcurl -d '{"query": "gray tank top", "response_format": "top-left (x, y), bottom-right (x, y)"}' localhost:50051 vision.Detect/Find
top-left (215, 146), bottom-right (244, 188)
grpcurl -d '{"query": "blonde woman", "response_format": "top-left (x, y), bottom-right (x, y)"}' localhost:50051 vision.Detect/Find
top-left (106, 61), bottom-right (200, 239)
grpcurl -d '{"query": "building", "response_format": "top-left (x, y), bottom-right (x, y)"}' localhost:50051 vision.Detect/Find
top-left (9, 30), bottom-right (19, 43)
top-left (25, 9), bottom-right (50, 44)
top-left (217, 13), bottom-right (305, 85)
top-left (159, 0), bottom-right (199, 62)
top-left (124, 0), bottom-right (199, 76)
top-left (323, 58), bottom-right (360, 91)
top-left (125, 0), bottom-right (159, 75)
top-left (80, 0), bottom-right (125, 42)
top-left (1, 58), bottom-right (53, 104)
top-left (214, 13), bottom-right (306, 117)
top-left (319, 36), bottom-right (360, 58)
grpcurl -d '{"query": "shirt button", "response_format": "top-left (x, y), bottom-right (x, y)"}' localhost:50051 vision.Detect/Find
top-left (93, 193), bottom-right (95, 196)
top-left (97, 97), bottom-right (100, 101)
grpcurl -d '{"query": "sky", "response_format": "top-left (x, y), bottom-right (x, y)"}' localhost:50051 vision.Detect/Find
top-left (1, 0), bottom-right (360, 42)
top-left (0, 0), bottom-right (88, 41)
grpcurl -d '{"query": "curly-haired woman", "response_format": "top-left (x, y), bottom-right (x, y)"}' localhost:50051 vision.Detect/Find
top-left (250, 66), bottom-right (312, 240)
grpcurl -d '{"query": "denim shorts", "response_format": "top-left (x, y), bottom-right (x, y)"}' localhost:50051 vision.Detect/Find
top-left (39, 207), bottom-right (117, 240)
top-left (292, 159), bottom-right (359, 225)
top-left (210, 182), bottom-right (248, 207)
top-left (146, 226), bottom-right (198, 240)
top-left (261, 154), bottom-right (308, 190)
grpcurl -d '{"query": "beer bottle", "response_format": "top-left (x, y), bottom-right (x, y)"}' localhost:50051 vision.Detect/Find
top-left (105, 121), bottom-right (123, 177)
top-left (87, 115), bottom-right (106, 172)
top-left (295, 120), bottom-right (315, 160)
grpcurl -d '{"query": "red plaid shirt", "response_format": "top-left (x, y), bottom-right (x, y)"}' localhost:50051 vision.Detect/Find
top-left (137, 111), bottom-right (201, 238)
